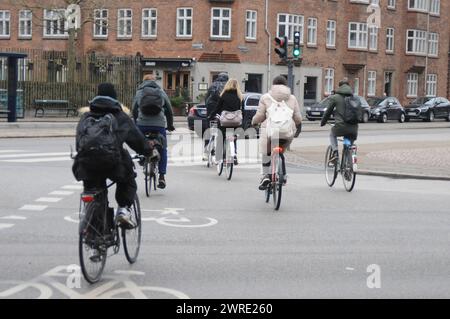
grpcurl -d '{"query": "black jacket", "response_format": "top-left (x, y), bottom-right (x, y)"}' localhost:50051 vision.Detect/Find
top-left (209, 90), bottom-right (241, 121)
top-left (73, 96), bottom-right (152, 182)
top-left (205, 73), bottom-right (229, 118)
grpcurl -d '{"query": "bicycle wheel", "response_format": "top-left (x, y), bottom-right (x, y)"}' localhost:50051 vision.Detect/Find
top-left (145, 160), bottom-right (151, 197)
top-left (225, 141), bottom-right (233, 180)
top-left (272, 154), bottom-right (283, 211)
top-left (265, 186), bottom-right (271, 203)
top-left (342, 148), bottom-right (356, 192)
top-left (79, 201), bottom-right (107, 284)
top-left (325, 146), bottom-right (338, 187)
top-left (122, 195), bottom-right (142, 264)
top-left (152, 162), bottom-right (158, 191)
top-left (207, 137), bottom-right (214, 168)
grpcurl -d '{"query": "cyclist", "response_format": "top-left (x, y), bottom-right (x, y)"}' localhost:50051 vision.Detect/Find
top-left (252, 76), bottom-right (302, 190)
top-left (73, 83), bottom-right (153, 228)
top-left (207, 78), bottom-right (243, 165)
top-left (132, 73), bottom-right (175, 189)
top-left (203, 72), bottom-right (229, 160)
top-left (320, 78), bottom-right (358, 161)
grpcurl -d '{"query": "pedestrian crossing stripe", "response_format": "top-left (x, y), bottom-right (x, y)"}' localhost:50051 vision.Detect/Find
top-left (0, 223), bottom-right (14, 230)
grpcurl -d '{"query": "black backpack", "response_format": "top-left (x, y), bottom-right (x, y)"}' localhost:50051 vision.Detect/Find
top-left (343, 95), bottom-right (361, 125)
top-left (139, 86), bottom-right (163, 116)
top-left (76, 113), bottom-right (122, 172)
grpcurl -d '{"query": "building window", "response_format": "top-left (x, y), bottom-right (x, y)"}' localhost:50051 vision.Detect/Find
top-left (277, 13), bottom-right (304, 43)
top-left (118, 9), bottom-right (132, 38)
top-left (428, 32), bottom-right (439, 57)
top-left (406, 29), bottom-right (427, 55)
top-left (408, 0), bottom-right (429, 12)
top-left (19, 10), bottom-right (32, 38)
top-left (324, 68), bottom-right (334, 95)
top-left (177, 8), bottom-right (192, 38)
top-left (388, 0), bottom-right (396, 9)
top-left (307, 17), bottom-right (317, 46)
top-left (43, 9), bottom-right (67, 37)
top-left (93, 9), bottom-right (108, 38)
top-left (348, 22), bottom-right (368, 49)
top-left (245, 10), bottom-right (257, 40)
top-left (0, 11), bottom-right (10, 38)
top-left (142, 8), bottom-right (157, 38)
top-left (211, 8), bottom-right (231, 38)
top-left (430, 0), bottom-right (440, 15)
top-left (426, 74), bottom-right (437, 97)
top-left (386, 28), bottom-right (394, 52)
top-left (0, 58), bottom-right (7, 80)
top-left (326, 20), bottom-right (336, 47)
top-left (367, 71), bottom-right (376, 96)
top-left (368, 27), bottom-right (378, 51)
top-left (354, 78), bottom-right (360, 96)
top-left (407, 73), bottom-right (419, 97)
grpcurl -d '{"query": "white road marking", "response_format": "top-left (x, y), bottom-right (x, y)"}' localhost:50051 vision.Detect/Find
top-left (19, 205), bottom-right (48, 211)
top-left (36, 197), bottom-right (63, 203)
top-left (61, 185), bottom-right (83, 190)
top-left (49, 191), bottom-right (74, 196)
top-left (3, 157), bottom-right (71, 163)
top-left (0, 224), bottom-right (14, 230)
top-left (346, 267), bottom-right (355, 271)
top-left (0, 152), bottom-right (69, 159)
top-left (0, 215), bottom-right (26, 220)
top-left (0, 150), bottom-right (24, 154)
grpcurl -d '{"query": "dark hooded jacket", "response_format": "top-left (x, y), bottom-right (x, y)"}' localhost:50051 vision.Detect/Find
top-left (208, 89), bottom-right (242, 121)
top-left (321, 84), bottom-right (358, 140)
top-left (205, 73), bottom-right (229, 118)
top-left (73, 96), bottom-right (152, 182)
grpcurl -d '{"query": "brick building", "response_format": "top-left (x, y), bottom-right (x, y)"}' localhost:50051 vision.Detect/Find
top-left (0, 0), bottom-right (449, 106)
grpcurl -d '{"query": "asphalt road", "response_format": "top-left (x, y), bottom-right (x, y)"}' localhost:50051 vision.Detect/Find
top-left (0, 127), bottom-right (449, 298)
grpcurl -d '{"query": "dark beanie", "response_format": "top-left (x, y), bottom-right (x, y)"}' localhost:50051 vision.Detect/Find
top-left (98, 82), bottom-right (117, 99)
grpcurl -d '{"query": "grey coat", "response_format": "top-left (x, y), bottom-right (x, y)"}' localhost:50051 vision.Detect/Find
top-left (321, 84), bottom-right (358, 140)
top-left (132, 80), bottom-right (174, 128)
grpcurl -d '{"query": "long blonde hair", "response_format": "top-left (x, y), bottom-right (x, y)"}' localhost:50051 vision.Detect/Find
top-left (221, 78), bottom-right (243, 101)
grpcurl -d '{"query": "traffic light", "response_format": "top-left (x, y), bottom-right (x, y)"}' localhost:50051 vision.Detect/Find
top-left (274, 36), bottom-right (288, 60)
top-left (293, 31), bottom-right (301, 59)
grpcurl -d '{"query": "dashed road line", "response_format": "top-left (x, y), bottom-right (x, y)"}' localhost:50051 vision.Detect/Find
top-left (49, 191), bottom-right (74, 196)
top-left (0, 224), bottom-right (14, 230)
top-left (35, 197), bottom-right (63, 203)
top-left (61, 185), bottom-right (83, 190)
top-left (0, 216), bottom-right (27, 220)
top-left (19, 205), bottom-right (48, 211)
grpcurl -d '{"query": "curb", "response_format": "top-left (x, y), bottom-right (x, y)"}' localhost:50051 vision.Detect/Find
top-left (356, 169), bottom-right (450, 181)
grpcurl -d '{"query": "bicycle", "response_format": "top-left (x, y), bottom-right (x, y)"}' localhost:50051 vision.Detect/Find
top-left (324, 136), bottom-right (357, 192)
top-left (141, 132), bottom-right (162, 197)
top-left (264, 140), bottom-right (287, 211)
top-left (205, 120), bottom-right (219, 169)
top-left (217, 131), bottom-right (236, 181)
top-left (78, 158), bottom-right (142, 284)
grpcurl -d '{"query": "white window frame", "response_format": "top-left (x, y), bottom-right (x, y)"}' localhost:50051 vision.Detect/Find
top-left (117, 8), bottom-right (132, 39)
top-left (0, 58), bottom-right (7, 80)
top-left (245, 10), bottom-right (257, 40)
top-left (406, 29), bottom-right (427, 55)
top-left (43, 9), bottom-right (68, 38)
top-left (19, 10), bottom-right (32, 38)
top-left (142, 8), bottom-right (157, 38)
top-left (386, 28), bottom-right (394, 53)
top-left (367, 71), bottom-right (377, 97)
top-left (93, 9), bottom-right (108, 38)
top-left (426, 74), bottom-right (437, 97)
top-left (176, 7), bottom-right (193, 38)
top-left (430, 0), bottom-right (440, 15)
top-left (324, 68), bottom-right (335, 95)
top-left (0, 10), bottom-right (10, 38)
top-left (407, 73), bottom-right (419, 97)
top-left (428, 32), bottom-right (439, 57)
top-left (388, 0), bottom-right (396, 9)
top-left (307, 17), bottom-right (317, 46)
top-left (408, 0), bottom-right (429, 12)
top-left (326, 20), bottom-right (336, 48)
top-left (368, 26), bottom-right (378, 51)
top-left (348, 22), bottom-right (368, 49)
top-left (354, 78), bottom-right (360, 96)
top-left (277, 13), bottom-right (304, 43)
top-left (211, 7), bottom-right (231, 39)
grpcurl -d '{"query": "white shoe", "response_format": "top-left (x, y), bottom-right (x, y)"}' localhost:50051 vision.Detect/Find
top-left (116, 206), bottom-right (135, 229)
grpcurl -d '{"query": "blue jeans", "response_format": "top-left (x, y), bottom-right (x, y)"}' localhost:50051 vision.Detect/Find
top-left (138, 126), bottom-right (167, 175)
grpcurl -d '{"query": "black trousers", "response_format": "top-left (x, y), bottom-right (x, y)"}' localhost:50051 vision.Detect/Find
top-left (83, 178), bottom-right (137, 208)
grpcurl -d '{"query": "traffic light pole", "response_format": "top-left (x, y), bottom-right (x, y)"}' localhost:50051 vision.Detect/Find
top-left (286, 58), bottom-right (294, 94)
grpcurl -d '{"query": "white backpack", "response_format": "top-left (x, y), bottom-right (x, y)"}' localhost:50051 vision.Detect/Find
top-left (266, 95), bottom-right (295, 140)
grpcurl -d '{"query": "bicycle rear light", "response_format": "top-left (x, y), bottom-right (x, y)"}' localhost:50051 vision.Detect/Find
top-left (81, 194), bottom-right (95, 203)
top-left (273, 146), bottom-right (283, 154)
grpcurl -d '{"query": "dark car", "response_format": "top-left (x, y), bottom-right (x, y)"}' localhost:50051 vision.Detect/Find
top-left (367, 96), bottom-right (406, 123)
top-left (187, 92), bottom-right (262, 137)
top-left (404, 97), bottom-right (450, 122)
top-left (305, 95), bottom-right (370, 123)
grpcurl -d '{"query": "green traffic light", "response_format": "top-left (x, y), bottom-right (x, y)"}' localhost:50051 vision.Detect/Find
top-left (293, 49), bottom-right (300, 57)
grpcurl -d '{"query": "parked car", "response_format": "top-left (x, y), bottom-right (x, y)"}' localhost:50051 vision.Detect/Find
top-left (404, 97), bottom-right (450, 122)
top-left (187, 92), bottom-right (263, 137)
top-left (367, 96), bottom-right (406, 123)
top-left (305, 95), bottom-right (370, 123)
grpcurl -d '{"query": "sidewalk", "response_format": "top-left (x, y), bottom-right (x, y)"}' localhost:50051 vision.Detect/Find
top-left (286, 140), bottom-right (450, 180)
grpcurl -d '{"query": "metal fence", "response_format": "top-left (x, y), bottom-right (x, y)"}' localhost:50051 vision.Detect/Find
top-left (0, 48), bottom-right (142, 114)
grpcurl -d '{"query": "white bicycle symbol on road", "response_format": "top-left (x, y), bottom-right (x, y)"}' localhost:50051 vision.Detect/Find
top-left (0, 265), bottom-right (189, 299)
top-left (64, 207), bottom-right (218, 228)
